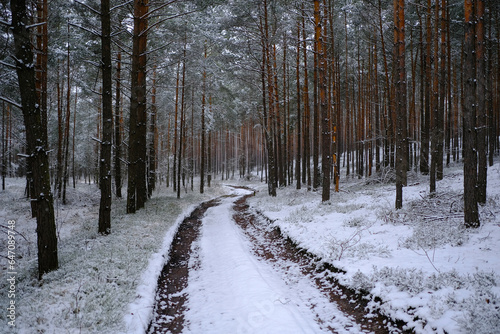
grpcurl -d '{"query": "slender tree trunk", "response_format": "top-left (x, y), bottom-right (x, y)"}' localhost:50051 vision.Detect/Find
top-left (430, 0), bottom-right (439, 193)
top-left (312, 5), bottom-right (320, 190)
top-left (446, 3), bottom-right (452, 167)
top-left (191, 89), bottom-right (194, 191)
top-left (98, 0), bottom-right (112, 233)
top-left (475, 0), bottom-right (487, 204)
top-left (301, 5), bottom-right (311, 190)
top-left (62, 22), bottom-right (71, 205)
top-left (436, 0), bottom-right (446, 181)
top-left (208, 96), bottom-right (212, 187)
top-left (2, 103), bottom-right (6, 190)
top-left (262, 0), bottom-right (276, 196)
top-left (148, 65), bottom-right (157, 198)
top-left (114, 52), bottom-right (122, 198)
top-left (173, 63), bottom-right (180, 192)
top-left (487, 9), bottom-right (494, 168)
top-left (314, 0), bottom-right (330, 201)
top-left (127, 0), bottom-right (149, 212)
top-left (177, 55), bottom-right (186, 199)
top-left (463, 0), bottom-right (479, 227)
top-left (200, 45), bottom-right (207, 194)
top-left (56, 67), bottom-right (63, 198)
top-left (11, 0), bottom-right (58, 278)
top-left (421, 0), bottom-right (432, 175)
top-left (296, 21), bottom-right (301, 190)
top-left (345, 12), bottom-right (350, 177)
top-left (395, 0), bottom-right (407, 209)
top-left (36, 0), bottom-right (48, 146)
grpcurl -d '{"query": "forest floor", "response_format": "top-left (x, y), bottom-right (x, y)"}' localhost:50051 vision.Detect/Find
top-left (0, 160), bottom-right (499, 334)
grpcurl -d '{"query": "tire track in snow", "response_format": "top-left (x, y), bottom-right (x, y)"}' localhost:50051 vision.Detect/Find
top-left (148, 187), bottom-right (408, 333)
top-left (147, 197), bottom-right (223, 334)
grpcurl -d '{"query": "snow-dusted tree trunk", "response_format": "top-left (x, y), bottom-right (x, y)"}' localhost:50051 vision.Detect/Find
top-left (463, 0), bottom-right (479, 227)
top-left (114, 52), bottom-right (122, 198)
top-left (295, 21), bottom-right (301, 190)
top-left (395, 0), bottom-right (408, 209)
top-left (10, 0), bottom-right (58, 278)
top-left (148, 64), bottom-right (157, 199)
top-left (475, 0), bottom-right (487, 204)
top-left (62, 22), bottom-right (72, 205)
top-left (314, 0), bottom-right (330, 202)
top-left (99, 0), bottom-right (112, 233)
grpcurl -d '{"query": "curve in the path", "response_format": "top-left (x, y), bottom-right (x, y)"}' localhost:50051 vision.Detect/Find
top-left (148, 187), bottom-right (411, 334)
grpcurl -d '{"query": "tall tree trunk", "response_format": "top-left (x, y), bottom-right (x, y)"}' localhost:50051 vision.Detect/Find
top-left (11, 0), bottom-right (58, 278)
top-left (486, 8), bottom-right (494, 168)
top-left (301, 5), bottom-right (311, 190)
top-left (312, 5), bottom-right (320, 190)
top-left (173, 62), bottom-right (180, 192)
top-left (262, 0), bottom-right (276, 196)
top-left (2, 103), bottom-right (6, 190)
top-left (127, 0), bottom-right (149, 213)
top-left (436, 0), bottom-right (446, 181)
top-left (475, 0), bottom-right (487, 204)
top-left (463, 0), bottom-right (479, 227)
top-left (36, 0), bottom-right (48, 145)
top-left (114, 52), bottom-right (122, 198)
top-left (56, 66), bottom-right (63, 198)
top-left (395, 0), bottom-right (408, 209)
top-left (200, 45), bottom-right (207, 194)
top-left (315, 0), bottom-right (330, 201)
top-left (62, 22), bottom-right (71, 205)
top-left (98, 0), bottom-right (112, 233)
top-left (430, 0), bottom-right (439, 193)
top-left (296, 21), bottom-right (301, 190)
top-left (177, 55), bottom-right (186, 199)
top-left (420, 0), bottom-right (431, 175)
top-left (148, 65), bottom-right (157, 198)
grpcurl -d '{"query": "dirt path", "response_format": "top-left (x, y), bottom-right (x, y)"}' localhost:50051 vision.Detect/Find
top-left (147, 188), bottom-right (410, 333)
top-left (147, 197), bottom-right (223, 334)
top-left (231, 188), bottom-right (410, 334)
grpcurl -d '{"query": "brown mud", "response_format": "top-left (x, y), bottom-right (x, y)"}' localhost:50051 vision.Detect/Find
top-left (147, 197), bottom-right (221, 334)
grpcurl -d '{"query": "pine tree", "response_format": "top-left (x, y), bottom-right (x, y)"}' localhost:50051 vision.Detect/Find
top-left (10, 0), bottom-right (58, 278)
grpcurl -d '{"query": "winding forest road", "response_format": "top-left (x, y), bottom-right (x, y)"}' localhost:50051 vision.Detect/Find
top-left (147, 186), bottom-right (408, 334)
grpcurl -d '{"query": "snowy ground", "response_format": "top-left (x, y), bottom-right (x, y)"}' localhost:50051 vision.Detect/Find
top-left (246, 161), bottom-right (500, 334)
top-left (0, 179), bottom-right (227, 334)
top-left (1, 160), bottom-right (499, 334)
top-left (183, 188), bottom-right (363, 334)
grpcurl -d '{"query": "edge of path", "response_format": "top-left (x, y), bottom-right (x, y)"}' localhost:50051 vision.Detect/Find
top-left (231, 186), bottom-right (413, 334)
top-left (122, 197), bottom-right (224, 334)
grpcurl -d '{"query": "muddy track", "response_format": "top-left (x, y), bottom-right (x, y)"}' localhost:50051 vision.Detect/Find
top-left (148, 189), bottom-right (411, 333)
top-left (147, 197), bottom-right (222, 334)
top-left (232, 190), bottom-right (412, 334)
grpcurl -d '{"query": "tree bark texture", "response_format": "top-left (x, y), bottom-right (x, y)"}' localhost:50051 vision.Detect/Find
top-left (99, 0), bottom-right (112, 234)
top-left (127, 0), bottom-right (149, 213)
top-left (11, 0), bottom-right (58, 278)
top-left (463, 0), bottom-right (480, 227)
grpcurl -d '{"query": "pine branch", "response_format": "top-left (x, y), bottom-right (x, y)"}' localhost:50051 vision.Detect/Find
top-left (0, 96), bottom-right (22, 109)
top-left (74, 0), bottom-right (101, 16)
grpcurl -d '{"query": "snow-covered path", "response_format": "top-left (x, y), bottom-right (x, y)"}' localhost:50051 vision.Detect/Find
top-left (183, 188), bottom-right (360, 334)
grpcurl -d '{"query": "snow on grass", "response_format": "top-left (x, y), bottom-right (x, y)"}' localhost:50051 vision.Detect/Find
top-left (247, 161), bottom-right (500, 334)
top-left (0, 178), bottom-right (227, 334)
